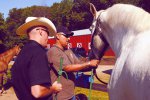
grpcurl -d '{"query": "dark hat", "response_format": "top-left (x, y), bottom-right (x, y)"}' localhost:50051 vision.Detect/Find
top-left (57, 26), bottom-right (74, 37)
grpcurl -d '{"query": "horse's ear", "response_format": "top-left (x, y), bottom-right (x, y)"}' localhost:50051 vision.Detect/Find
top-left (89, 3), bottom-right (97, 17)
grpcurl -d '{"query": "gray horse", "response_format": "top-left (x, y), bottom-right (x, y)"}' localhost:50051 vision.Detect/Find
top-left (89, 3), bottom-right (150, 100)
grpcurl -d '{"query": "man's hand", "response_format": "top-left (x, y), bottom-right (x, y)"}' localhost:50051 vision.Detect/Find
top-left (51, 81), bottom-right (62, 93)
top-left (89, 59), bottom-right (100, 67)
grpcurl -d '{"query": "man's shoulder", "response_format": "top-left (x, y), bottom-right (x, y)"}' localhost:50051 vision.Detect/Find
top-left (47, 46), bottom-right (60, 56)
top-left (48, 46), bottom-right (58, 52)
top-left (21, 43), bottom-right (44, 57)
top-left (49, 46), bottom-right (57, 49)
top-left (48, 45), bottom-right (64, 52)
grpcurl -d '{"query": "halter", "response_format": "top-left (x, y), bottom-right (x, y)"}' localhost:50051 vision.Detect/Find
top-left (89, 12), bottom-right (108, 85)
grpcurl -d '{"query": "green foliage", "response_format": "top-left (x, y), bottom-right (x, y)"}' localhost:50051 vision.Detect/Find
top-left (138, 0), bottom-right (150, 13)
top-left (114, 0), bottom-right (140, 5)
top-left (0, 13), bottom-right (6, 39)
top-left (49, 0), bottom-right (74, 27)
top-left (0, 0), bottom-right (149, 50)
top-left (67, 0), bottom-right (113, 30)
top-left (0, 13), bottom-right (7, 53)
top-left (75, 87), bottom-right (109, 100)
top-left (5, 6), bottom-right (54, 48)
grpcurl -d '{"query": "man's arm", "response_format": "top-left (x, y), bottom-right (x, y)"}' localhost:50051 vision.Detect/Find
top-left (63, 59), bottom-right (99, 72)
top-left (31, 81), bottom-right (62, 98)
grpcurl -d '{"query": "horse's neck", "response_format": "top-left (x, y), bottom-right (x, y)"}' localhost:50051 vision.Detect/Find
top-left (103, 4), bottom-right (150, 57)
top-left (104, 28), bottom-right (136, 58)
top-left (0, 48), bottom-right (16, 64)
top-left (102, 13), bottom-right (136, 57)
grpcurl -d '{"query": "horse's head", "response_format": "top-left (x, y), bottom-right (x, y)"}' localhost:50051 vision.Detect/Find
top-left (89, 3), bottom-right (109, 60)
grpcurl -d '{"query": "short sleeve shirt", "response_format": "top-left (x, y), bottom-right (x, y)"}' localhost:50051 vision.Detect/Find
top-left (47, 45), bottom-right (75, 100)
top-left (11, 40), bottom-right (52, 100)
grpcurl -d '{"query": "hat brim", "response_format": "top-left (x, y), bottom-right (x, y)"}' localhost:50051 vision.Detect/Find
top-left (60, 32), bottom-right (74, 37)
top-left (16, 17), bottom-right (56, 37)
top-left (66, 32), bottom-right (74, 37)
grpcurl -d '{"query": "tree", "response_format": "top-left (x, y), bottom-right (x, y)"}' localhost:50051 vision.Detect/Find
top-left (49, 0), bottom-right (74, 27)
top-left (0, 13), bottom-right (7, 53)
top-left (5, 6), bottom-right (53, 48)
top-left (2, 0), bottom-right (145, 50)
top-left (114, 0), bottom-right (140, 5)
top-left (139, 0), bottom-right (150, 13)
top-left (68, 0), bottom-right (112, 30)
top-left (68, 0), bottom-right (91, 30)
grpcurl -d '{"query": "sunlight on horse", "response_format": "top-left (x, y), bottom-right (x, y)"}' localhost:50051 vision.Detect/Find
top-left (0, 45), bottom-right (20, 95)
top-left (89, 3), bottom-right (150, 100)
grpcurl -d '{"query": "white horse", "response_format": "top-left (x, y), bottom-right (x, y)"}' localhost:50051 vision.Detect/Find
top-left (89, 3), bottom-right (150, 100)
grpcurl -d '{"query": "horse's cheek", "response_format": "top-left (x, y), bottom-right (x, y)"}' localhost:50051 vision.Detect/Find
top-left (93, 35), bottom-right (104, 50)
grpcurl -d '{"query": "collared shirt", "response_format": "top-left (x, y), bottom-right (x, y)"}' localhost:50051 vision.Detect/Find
top-left (11, 40), bottom-right (52, 100)
top-left (47, 45), bottom-right (75, 100)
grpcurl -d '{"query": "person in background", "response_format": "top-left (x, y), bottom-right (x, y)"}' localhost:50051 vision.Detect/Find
top-left (11, 17), bottom-right (62, 100)
top-left (47, 26), bottom-right (99, 100)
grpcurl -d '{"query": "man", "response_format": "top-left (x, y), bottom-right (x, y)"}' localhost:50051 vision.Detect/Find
top-left (11, 17), bottom-right (62, 100)
top-left (47, 26), bottom-right (99, 100)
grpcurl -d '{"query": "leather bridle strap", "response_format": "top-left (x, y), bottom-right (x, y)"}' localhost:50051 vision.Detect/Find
top-left (93, 67), bottom-right (108, 85)
top-left (90, 13), bottom-right (108, 85)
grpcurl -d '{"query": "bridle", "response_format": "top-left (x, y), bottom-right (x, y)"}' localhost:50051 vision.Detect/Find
top-left (89, 13), bottom-right (109, 85)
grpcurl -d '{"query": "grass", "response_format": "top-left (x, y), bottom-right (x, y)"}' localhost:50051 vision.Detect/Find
top-left (75, 87), bottom-right (109, 100)
top-left (74, 63), bottom-right (113, 100)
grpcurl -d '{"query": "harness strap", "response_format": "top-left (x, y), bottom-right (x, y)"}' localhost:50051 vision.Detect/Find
top-left (93, 68), bottom-right (107, 85)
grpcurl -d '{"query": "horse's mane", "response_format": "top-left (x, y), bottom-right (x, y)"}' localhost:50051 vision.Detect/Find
top-left (103, 4), bottom-right (150, 33)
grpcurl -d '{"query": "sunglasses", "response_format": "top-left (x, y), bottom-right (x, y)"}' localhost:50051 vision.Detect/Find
top-left (62, 34), bottom-right (70, 38)
top-left (36, 28), bottom-right (49, 35)
top-left (58, 33), bottom-right (70, 38)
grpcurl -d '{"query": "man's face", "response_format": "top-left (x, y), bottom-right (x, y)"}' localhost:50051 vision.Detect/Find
top-left (57, 32), bottom-right (70, 48)
top-left (31, 26), bottom-right (49, 47)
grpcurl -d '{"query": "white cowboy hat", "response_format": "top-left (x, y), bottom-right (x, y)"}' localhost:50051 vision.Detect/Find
top-left (16, 17), bottom-right (56, 36)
